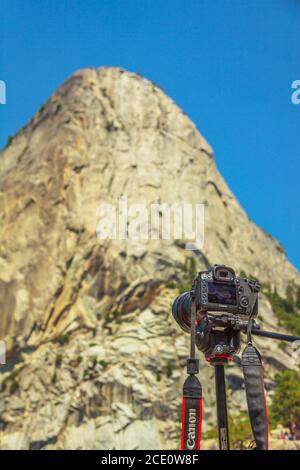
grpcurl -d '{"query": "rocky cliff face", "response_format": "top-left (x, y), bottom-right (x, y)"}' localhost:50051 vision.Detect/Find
top-left (0, 67), bottom-right (299, 449)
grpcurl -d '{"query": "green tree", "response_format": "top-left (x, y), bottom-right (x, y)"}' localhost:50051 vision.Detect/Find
top-left (206, 411), bottom-right (253, 449)
top-left (265, 287), bottom-right (300, 336)
top-left (269, 370), bottom-right (300, 430)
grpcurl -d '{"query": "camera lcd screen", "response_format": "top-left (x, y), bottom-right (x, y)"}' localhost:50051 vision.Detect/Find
top-left (207, 282), bottom-right (237, 306)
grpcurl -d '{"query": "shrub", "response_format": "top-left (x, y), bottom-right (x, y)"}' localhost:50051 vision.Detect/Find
top-left (265, 286), bottom-right (300, 336)
top-left (9, 381), bottom-right (19, 394)
top-left (206, 411), bottom-right (254, 449)
top-left (6, 136), bottom-right (14, 148)
top-left (103, 310), bottom-right (121, 327)
top-left (55, 354), bottom-right (63, 367)
top-left (55, 333), bottom-right (70, 346)
top-left (269, 369), bottom-right (300, 430)
top-left (98, 360), bottom-right (109, 369)
top-left (165, 361), bottom-right (173, 379)
top-left (177, 257), bottom-right (198, 294)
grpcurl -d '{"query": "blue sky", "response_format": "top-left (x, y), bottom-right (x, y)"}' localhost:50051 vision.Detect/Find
top-left (0, 0), bottom-right (299, 269)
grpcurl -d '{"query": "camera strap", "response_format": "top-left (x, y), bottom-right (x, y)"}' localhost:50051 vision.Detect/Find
top-left (242, 342), bottom-right (269, 450)
top-left (181, 299), bottom-right (203, 450)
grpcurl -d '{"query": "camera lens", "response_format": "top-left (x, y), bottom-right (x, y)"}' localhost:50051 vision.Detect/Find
top-left (172, 292), bottom-right (192, 333)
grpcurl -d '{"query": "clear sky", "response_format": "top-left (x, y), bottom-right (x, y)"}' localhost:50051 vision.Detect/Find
top-left (0, 0), bottom-right (299, 269)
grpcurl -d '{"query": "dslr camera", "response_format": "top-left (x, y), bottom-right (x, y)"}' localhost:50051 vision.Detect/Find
top-left (172, 264), bottom-right (260, 334)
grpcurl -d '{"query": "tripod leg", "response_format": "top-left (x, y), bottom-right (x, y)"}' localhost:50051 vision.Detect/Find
top-left (214, 364), bottom-right (230, 450)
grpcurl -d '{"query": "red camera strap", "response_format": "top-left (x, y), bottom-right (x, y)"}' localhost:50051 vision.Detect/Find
top-left (181, 376), bottom-right (203, 450)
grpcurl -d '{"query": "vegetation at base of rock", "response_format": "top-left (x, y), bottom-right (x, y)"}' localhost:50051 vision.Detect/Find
top-left (165, 280), bottom-right (177, 289)
top-left (38, 104), bottom-right (45, 115)
top-left (106, 120), bottom-right (116, 132)
top-left (237, 274), bottom-right (300, 336)
top-left (239, 270), bottom-right (260, 283)
top-left (239, 270), bottom-right (247, 279)
top-left (178, 258), bottom-right (198, 294)
top-left (83, 369), bottom-right (94, 380)
top-left (55, 333), bottom-right (70, 346)
top-left (165, 361), bottom-right (173, 379)
top-left (264, 284), bottom-right (300, 336)
top-left (98, 360), bottom-right (109, 369)
top-left (10, 381), bottom-right (19, 394)
top-left (0, 364), bottom-right (25, 392)
top-left (5, 136), bottom-right (14, 148)
top-left (165, 257), bottom-right (199, 293)
top-left (103, 310), bottom-right (122, 327)
top-left (278, 341), bottom-right (288, 352)
top-left (205, 411), bottom-right (253, 449)
top-left (55, 354), bottom-right (63, 367)
top-left (269, 369), bottom-right (300, 430)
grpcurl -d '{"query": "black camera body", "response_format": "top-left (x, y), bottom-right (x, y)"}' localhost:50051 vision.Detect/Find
top-left (172, 264), bottom-right (260, 334)
top-left (194, 265), bottom-right (260, 318)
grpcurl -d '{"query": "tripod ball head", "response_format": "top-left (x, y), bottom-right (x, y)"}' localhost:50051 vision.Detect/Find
top-left (196, 315), bottom-right (241, 360)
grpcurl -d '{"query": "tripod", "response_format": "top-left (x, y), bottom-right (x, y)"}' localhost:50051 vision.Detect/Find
top-left (181, 308), bottom-right (300, 451)
top-left (208, 326), bottom-right (300, 450)
top-left (204, 326), bottom-right (240, 451)
top-left (212, 358), bottom-right (231, 450)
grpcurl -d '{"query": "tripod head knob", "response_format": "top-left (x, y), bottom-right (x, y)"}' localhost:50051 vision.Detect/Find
top-left (196, 315), bottom-right (241, 362)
